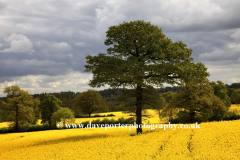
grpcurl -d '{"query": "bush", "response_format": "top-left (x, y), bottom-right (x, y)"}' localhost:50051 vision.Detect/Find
top-left (0, 127), bottom-right (13, 134)
top-left (81, 121), bottom-right (90, 128)
top-left (100, 118), bottom-right (111, 124)
top-left (169, 117), bottom-right (180, 124)
top-left (116, 117), bottom-right (135, 124)
top-left (108, 118), bottom-right (116, 124)
top-left (0, 123), bottom-right (55, 134)
top-left (223, 110), bottom-right (240, 121)
top-left (91, 119), bottom-right (101, 124)
top-left (107, 114), bottom-right (115, 117)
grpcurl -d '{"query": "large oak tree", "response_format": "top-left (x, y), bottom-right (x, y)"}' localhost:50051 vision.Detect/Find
top-left (1, 86), bottom-right (40, 132)
top-left (75, 89), bottom-right (108, 117)
top-left (84, 20), bottom-right (209, 134)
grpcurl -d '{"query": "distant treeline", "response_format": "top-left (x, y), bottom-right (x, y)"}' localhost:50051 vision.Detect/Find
top-left (225, 82), bottom-right (240, 97)
top-left (0, 83), bottom-right (239, 112)
top-left (226, 82), bottom-right (240, 88)
top-left (30, 86), bottom-right (183, 100)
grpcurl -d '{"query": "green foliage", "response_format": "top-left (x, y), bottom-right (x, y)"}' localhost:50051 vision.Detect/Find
top-left (1, 86), bottom-right (40, 132)
top-left (93, 114), bottom-right (105, 117)
top-left (0, 127), bottom-right (14, 134)
top-left (159, 91), bottom-right (178, 122)
top-left (0, 109), bottom-right (8, 122)
top-left (75, 89), bottom-right (108, 117)
top-left (115, 85), bottom-right (161, 113)
top-left (161, 91), bottom-right (175, 103)
top-left (0, 124), bottom-right (54, 134)
top-left (51, 107), bottom-right (75, 127)
top-left (39, 94), bottom-right (62, 126)
top-left (75, 113), bottom-right (115, 118)
top-left (222, 109), bottom-right (240, 121)
top-left (169, 117), bottom-right (180, 124)
top-left (210, 80), bottom-right (231, 107)
top-left (170, 79), bottom-right (228, 123)
top-left (84, 20), bottom-right (209, 134)
top-left (231, 89), bottom-right (240, 104)
top-left (74, 114), bottom-right (89, 118)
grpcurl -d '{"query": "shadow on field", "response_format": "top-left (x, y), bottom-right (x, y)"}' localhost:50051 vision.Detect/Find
top-left (31, 133), bottom-right (115, 147)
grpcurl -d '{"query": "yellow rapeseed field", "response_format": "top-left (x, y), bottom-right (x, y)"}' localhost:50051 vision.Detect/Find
top-left (229, 104), bottom-right (240, 113)
top-left (1, 119), bottom-right (240, 159)
top-left (0, 109), bottom-right (164, 129)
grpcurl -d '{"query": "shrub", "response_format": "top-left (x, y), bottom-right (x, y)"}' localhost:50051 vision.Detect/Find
top-left (0, 127), bottom-right (13, 134)
top-left (81, 121), bottom-right (90, 128)
top-left (169, 117), bottom-right (180, 124)
top-left (107, 114), bottom-right (115, 117)
top-left (100, 118), bottom-right (111, 124)
top-left (91, 119), bottom-right (101, 124)
top-left (223, 110), bottom-right (240, 121)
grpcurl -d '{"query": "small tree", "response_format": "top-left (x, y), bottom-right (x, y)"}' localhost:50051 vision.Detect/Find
top-left (51, 107), bottom-right (75, 127)
top-left (39, 94), bottom-right (62, 126)
top-left (75, 89), bottom-right (108, 117)
top-left (231, 89), bottom-right (240, 105)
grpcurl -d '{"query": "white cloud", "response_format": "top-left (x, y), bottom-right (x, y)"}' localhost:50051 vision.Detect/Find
top-left (199, 42), bottom-right (240, 61)
top-left (1, 33), bottom-right (34, 53)
top-left (75, 42), bottom-right (86, 47)
top-left (0, 71), bottom-right (105, 97)
top-left (52, 42), bottom-right (71, 51)
top-left (206, 63), bottom-right (240, 84)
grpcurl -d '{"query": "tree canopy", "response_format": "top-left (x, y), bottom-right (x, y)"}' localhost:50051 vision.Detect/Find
top-left (39, 94), bottom-right (62, 126)
top-left (1, 86), bottom-right (40, 132)
top-left (231, 89), bottom-right (240, 104)
top-left (115, 85), bottom-right (161, 113)
top-left (75, 89), bottom-right (108, 117)
top-left (170, 79), bottom-right (228, 123)
top-left (84, 20), bottom-right (209, 134)
top-left (159, 91), bottom-right (178, 122)
top-left (210, 80), bottom-right (231, 108)
top-left (51, 107), bottom-right (75, 128)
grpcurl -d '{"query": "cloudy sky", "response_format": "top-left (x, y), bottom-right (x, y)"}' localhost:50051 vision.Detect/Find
top-left (0, 0), bottom-right (240, 97)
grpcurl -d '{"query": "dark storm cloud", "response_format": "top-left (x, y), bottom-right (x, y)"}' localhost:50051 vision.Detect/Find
top-left (0, 0), bottom-right (240, 96)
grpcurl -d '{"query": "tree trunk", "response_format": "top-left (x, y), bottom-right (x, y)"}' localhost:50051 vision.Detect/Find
top-left (136, 83), bottom-right (143, 134)
top-left (89, 112), bottom-right (91, 117)
top-left (190, 110), bottom-right (195, 123)
top-left (49, 118), bottom-right (52, 126)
